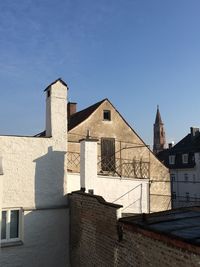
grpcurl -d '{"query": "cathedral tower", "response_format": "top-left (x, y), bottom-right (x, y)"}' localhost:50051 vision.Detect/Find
top-left (153, 105), bottom-right (166, 154)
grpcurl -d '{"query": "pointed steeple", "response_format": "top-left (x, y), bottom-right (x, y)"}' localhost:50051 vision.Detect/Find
top-left (153, 105), bottom-right (166, 154)
top-left (155, 105), bottom-right (163, 124)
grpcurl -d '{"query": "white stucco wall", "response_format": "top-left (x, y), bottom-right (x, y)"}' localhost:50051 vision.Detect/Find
top-left (0, 136), bottom-right (67, 209)
top-left (0, 80), bottom-right (69, 267)
top-left (68, 172), bottom-right (149, 214)
top-left (0, 209), bottom-right (69, 267)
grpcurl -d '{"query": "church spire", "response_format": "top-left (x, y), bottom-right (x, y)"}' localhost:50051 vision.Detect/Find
top-left (153, 105), bottom-right (166, 154)
top-left (155, 105), bottom-right (163, 124)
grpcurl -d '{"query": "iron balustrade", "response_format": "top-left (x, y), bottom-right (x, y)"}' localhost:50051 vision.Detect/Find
top-left (67, 151), bottom-right (150, 179)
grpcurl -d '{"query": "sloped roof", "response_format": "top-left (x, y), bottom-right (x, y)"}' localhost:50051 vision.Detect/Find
top-left (157, 131), bottom-right (200, 169)
top-left (68, 99), bottom-right (106, 131)
top-left (171, 133), bottom-right (200, 153)
top-left (44, 78), bottom-right (68, 92)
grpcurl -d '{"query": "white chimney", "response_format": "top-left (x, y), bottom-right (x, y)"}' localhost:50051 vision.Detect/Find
top-left (80, 137), bottom-right (98, 193)
top-left (45, 79), bottom-right (68, 139)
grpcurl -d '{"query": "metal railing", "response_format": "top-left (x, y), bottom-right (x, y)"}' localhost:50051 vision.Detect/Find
top-left (67, 151), bottom-right (150, 179)
top-left (98, 156), bottom-right (150, 178)
top-left (67, 152), bottom-right (80, 173)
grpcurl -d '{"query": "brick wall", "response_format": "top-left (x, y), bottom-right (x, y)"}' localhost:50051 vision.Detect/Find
top-left (69, 192), bottom-right (200, 267)
top-left (69, 191), bottom-right (121, 266)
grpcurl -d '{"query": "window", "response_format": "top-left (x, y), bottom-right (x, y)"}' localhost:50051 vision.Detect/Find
top-left (184, 173), bottom-right (188, 183)
top-left (182, 154), bottom-right (188, 164)
top-left (47, 90), bottom-right (51, 97)
top-left (1, 209), bottom-right (22, 245)
top-left (103, 110), bottom-right (111, 121)
top-left (101, 138), bottom-right (115, 172)
top-left (186, 192), bottom-right (190, 202)
top-left (169, 155), bottom-right (175, 165)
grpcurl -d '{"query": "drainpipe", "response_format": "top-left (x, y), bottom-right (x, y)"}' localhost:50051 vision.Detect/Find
top-left (79, 135), bottom-right (98, 194)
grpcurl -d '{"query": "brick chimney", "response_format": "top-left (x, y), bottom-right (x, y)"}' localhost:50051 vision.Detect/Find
top-left (67, 102), bottom-right (77, 119)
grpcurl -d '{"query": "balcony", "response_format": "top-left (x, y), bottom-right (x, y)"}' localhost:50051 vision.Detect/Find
top-left (67, 151), bottom-right (150, 179)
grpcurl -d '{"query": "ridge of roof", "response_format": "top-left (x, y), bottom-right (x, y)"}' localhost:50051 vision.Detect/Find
top-left (68, 99), bottom-right (107, 131)
top-left (44, 78), bottom-right (68, 92)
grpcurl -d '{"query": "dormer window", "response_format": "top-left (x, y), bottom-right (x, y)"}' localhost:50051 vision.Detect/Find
top-left (182, 154), bottom-right (188, 164)
top-left (103, 110), bottom-right (111, 121)
top-left (169, 155), bottom-right (175, 165)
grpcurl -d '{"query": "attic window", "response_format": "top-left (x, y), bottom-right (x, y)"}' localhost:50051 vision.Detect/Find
top-left (103, 110), bottom-right (111, 121)
top-left (47, 90), bottom-right (51, 97)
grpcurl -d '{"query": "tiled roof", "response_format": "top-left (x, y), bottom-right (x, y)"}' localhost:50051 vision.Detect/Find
top-left (68, 99), bottom-right (106, 131)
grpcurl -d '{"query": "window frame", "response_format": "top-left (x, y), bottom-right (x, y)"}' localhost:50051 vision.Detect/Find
top-left (0, 208), bottom-right (23, 245)
top-left (103, 110), bottom-right (111, 121)
top-left (169, 155), bottom-right (175, 165)
top-left (182, 153), bottom-right (188, 164)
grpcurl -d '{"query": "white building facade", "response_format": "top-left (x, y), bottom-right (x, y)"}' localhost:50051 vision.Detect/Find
top-left (158, 127), bottom-right (200, 208)
top-left (0, 79), bottom-right (69, 267)
top-left (171, 151), bottom-right (200, 208)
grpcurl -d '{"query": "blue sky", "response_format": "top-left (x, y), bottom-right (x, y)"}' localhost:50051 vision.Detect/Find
top-left (0, 0), bottom-right (200, 147)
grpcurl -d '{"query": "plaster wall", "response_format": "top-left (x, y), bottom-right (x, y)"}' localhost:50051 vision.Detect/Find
top-left (68, 173), bottom-right (149, 213)
top-left (0, 209), bottom-right (69, 267)
top-left (0, 136), bottom-right (67, 209)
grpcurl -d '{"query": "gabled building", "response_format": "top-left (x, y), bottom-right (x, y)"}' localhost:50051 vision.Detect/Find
top-left (67, 99), bottom-right (171, 213)
top-left (157, 127), bottom-right (200, 208)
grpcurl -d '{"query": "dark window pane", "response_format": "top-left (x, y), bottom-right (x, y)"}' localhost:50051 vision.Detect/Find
top-left (101, 138), bottom-right (115, 172)
top-left (10, 210), bottom-right (19, 239)
top-left (1, 211), bottom-right (6, 240)
top-left (103, 110), bottom-right (111, 121)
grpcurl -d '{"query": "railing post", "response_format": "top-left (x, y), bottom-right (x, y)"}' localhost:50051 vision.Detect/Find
top-left (119, 141), bottom-right (122, 177)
